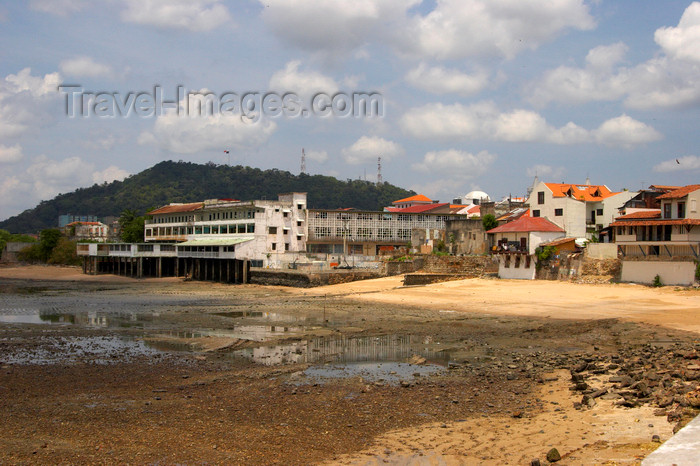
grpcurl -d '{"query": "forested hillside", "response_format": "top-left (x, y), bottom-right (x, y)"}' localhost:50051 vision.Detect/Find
top-left (0, 161), bottom-right (415, 233)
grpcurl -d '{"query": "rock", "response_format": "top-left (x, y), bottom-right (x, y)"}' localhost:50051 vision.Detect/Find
top-left (590, 388), bottom-right (608, 398)
top-left (582, 394), bottom-right (596, 408)
top-left (652, 434), bottom-right (661, 443)
top-left (546, 448), bottom-right (561, 462)
top-left (573, 362), bottom-right (588, 373)
top-left (573, 382), bottom-right (588, 391)
top-left (531, 459), bottom-right (541, 466)
top-left (409, 355), bottom-right (427, 365)
top-left (685, 388), bottom-right (700, 408)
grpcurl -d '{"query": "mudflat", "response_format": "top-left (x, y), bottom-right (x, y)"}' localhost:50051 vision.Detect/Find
top-left (0, 265), bottom-right (698, 464)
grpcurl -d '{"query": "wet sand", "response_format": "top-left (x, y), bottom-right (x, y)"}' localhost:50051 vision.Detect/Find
top-left (0, 265), bottom-right (698, 464)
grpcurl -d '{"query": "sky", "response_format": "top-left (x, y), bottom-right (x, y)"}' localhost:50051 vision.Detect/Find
top-left (1, 0), bottom-right (700, 221)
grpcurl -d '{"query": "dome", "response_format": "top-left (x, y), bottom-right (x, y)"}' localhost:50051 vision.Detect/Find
top-left (464, 191), bottom-right (490, 204)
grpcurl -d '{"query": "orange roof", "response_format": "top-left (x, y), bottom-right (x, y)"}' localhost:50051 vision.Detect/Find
top-left (66, 221), bottom-right (102, 226)
top-left (649, 185), bottom-right (681, 191)
top-left (392, 194), bottom-right (432, 204)
top-left (544, 183), bottom-right (617, 201)
top-left (610, 218), bottom-right (700, 227)
top-left (487, 216), bottom-right (565, 233)
top-left (615, 210), bottom-right (661, 220)
top-left (392, 203), bottom-right (449, 213)
top-left (657, 184), bottom-right (700, 200)
top-left (539, 237), bottom-right (578, 248)
top-left (148, 202), bottom-right (204, 215)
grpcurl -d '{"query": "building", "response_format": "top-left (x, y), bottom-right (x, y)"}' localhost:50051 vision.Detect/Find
top-left (451, 190), bottom-right (491, 206)
top-left (63, 221), bottom-right (110, 242)
top-left (144, 193), bottom-right (308, 267)
top-left (306, 208), bottom-right (462, 256)
top-left (619, 185), bottom-right (680, 216)
top-left (487, 216), bottom-right (565, 279)
top-left (58, 214), bottom-right (98, 228)
top-left (526, 179), bottom-right (636, 240)
top-left (611, 184), bottom-right (700, 286)
top-left (389, 194), bottom-right (436, 210)
top-left (445, 218), bottom-right (489, 255)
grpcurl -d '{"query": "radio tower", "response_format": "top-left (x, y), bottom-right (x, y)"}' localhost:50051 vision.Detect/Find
top-left (300, 148), bottom-right (306, 174)
top-left (376, 156), bottom-right (382, 186)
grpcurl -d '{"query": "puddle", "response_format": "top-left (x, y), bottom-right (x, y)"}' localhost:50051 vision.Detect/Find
top-left (215, 310), bottom-right (331, 324)
top-left (0, 309), bottom-right (159, 328)
top-left (303, 361), bottom-right (444, 383)
top-left (231, 334), bottom-right (450, 368)
top-left (0, 336), bottom-right (165, 365)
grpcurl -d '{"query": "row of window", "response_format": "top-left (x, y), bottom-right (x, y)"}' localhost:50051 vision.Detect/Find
top-left (313, 227), bottom-right (412, 239)
top-left (147, 224), bottom-right (256, 236)
top-left (503, 254), bottom-right (532, 268)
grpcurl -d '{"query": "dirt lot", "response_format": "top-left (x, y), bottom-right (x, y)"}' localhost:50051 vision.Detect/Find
top-left (1, 265), bottom-right (699, 464)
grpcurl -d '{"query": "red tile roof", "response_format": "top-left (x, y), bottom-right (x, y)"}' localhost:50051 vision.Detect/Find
top-left (487, 216), bottom-right (565, 233)
top-left (656, 184), bottom-right (700, 199)
top-left (392, 194), bottom-right (432, 204)
top-left (649, 185), bottom-right (681, 191)
top-left (392, 203), bottom-right (449, 213)
top-left (610, 218), bottom-right (700, 227)
top-left (544, 183), bottom-right (617, 201)
top-left (615, 210), bottom-right (661, 220)
top-left (148, 202), bottom-right (204, 215)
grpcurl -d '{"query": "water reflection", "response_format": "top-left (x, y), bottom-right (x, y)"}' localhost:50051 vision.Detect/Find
top-left (0, 309), bottom-right (158, 328)
top-left (230, 334), bottom-right (450, 367)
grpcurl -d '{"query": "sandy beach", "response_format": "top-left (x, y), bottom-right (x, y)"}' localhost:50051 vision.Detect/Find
top-left (1, 265), bottom-right (698, 464)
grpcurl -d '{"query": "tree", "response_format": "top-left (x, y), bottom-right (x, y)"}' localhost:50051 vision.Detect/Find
top-left (482, 214), bottom-right (497, 231)
top-left (39, 229), bottom-right (62, 261)
top-left (119, 209), bottom-right (145, 243)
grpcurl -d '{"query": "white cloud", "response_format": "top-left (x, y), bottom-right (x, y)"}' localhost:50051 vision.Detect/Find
top-left (529, 5), bottom-right (700, 110)
top-left (121, 0), bottom-right (232, 32)
top-left (654, 155), bottom-right (700, 172)
top-left (654, 2), bottom-right (700, 62)
top-left (403, 0), bottom-right (595, 60)
top-left (305, 149), bottom-right (328, 163)
top-left (0, 68), bottom-right (62, 138)
top-left (526, 164), bottom-right (566, 180)
top-left (405, 64), bottom-right (490, 96)
top-left (592, 114), bottom-right (663, 148)
top-left (411, 149), bottom-right (495, 178)
top-left (0, 144), bottom-right (24, 164)
top-left (29, 0), bottom-right (88, 16)
top-left (139, 113), bottom-right (276, 154)
top-left (400, 102), bottom-right (660, 148)
top-left (260, 0), bottom-right (417, 55)
top-left (92, 166), bottom-right (130, 184)
top-left (269, 61), bottom-right (338, 100)
top-left (60, 56), bottom-right (113, 78)
top-left (341, 136), bottom-right (403, 165)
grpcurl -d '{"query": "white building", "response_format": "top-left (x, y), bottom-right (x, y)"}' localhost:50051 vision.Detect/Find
top-left (145, 192), bottom-right (307, 267)
top-left (487, 216), bottom-right (566, 279)
top-left (612, 184), bottom-right (700, 286)
top-left (526, 179), bottom-right (636, 240)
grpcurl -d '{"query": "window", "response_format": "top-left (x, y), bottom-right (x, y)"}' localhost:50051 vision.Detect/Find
top-left (525, 256), bottom-right (531, 268)
top-left (296, 235), bottom-right (302, 241)
top-left (678, 202), bottom-right (686, 218)
top-left (664, 203), bottom-right (672, 219)
top-left (596, 208), bottom-right (603, 216)
top-left (285, 242), bottom-right (290, 251)
top-left (246, 224), bottom-right (255, 233)
top-left (537, 192), bottom-right (544, 204)
top-left (514, 255), bottom-right (521, 268)
top-left (554, 208), bottom-right (563, 216)
top-left (271, 243), bottom-right (277, 250)
top-left (297, 203), bottom-right (303, 210)
top-left (283, 212), bottom-right (289, 218)
top-left (268, 226), bottom-right (277, 234)
top-left (297, 221), bottom-right (302, 227)
top-left (532, 210), bottom-right (540, 217)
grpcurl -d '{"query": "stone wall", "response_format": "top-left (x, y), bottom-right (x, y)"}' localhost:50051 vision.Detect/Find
top-left (250, 269), bottom-right (384, 287)
top-left (418, 254), bottom-right (497, 276)
top-left (445, 218), bottom-right (488, 255)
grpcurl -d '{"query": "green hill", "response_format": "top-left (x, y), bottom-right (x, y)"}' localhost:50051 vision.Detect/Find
top-left (0, 161), bottom-right (416, 233)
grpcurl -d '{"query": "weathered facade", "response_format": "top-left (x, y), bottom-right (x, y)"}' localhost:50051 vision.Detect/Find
top-left (444, 218), bottom-right (488, 255)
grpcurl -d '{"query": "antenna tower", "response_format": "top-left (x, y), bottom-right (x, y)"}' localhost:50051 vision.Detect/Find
top-left (376, 156), bottom-right (383, 185)
top-left (300, 148), bottom-right (306, 174)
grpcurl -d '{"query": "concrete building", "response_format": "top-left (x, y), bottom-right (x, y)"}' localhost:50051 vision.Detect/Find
top-left (444, 218), bottom-right (489, 255)
top-left (487, 216), bottom-right (566, 279)
top-left (306, 208), bottom-right (461, 256)
top-left (611, 184), bottom-right (700, 286)
top-left (58, 214), bottom-right (98, 228)
top-left (63, 221), bottom-right (110, 242)
top-left (144, 192), bottom-right (308, 267)
top-left (526, 179), bottom-right (636, 240)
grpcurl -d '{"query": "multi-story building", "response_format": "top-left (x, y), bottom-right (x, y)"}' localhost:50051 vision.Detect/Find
top-left (144, 192), bottom-right (308, 266)
top-left (306, 208), bottom-right (461, 255)
top-left (63, 221), bottom-right (110, 242)
top-left (611, 184), bottom-right (700, 285)
top-left (526, 179), bottom-right (636, 240)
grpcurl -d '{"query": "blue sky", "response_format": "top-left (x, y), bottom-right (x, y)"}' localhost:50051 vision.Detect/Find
top-left (1, 0), bottom-right (699, 221)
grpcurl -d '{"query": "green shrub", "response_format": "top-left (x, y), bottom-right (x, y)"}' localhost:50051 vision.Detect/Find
top-left (48, 238), bottom-right (81, 266)
top-left (652, 274), bottom-right (662, 287)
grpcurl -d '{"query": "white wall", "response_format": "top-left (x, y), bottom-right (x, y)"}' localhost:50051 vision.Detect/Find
top-left (620, 261), bottom-right (696, 286)
top-left (586, 243), bottom-right (618, 259)
top-left (498, 255), bottom-right (536, 279)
